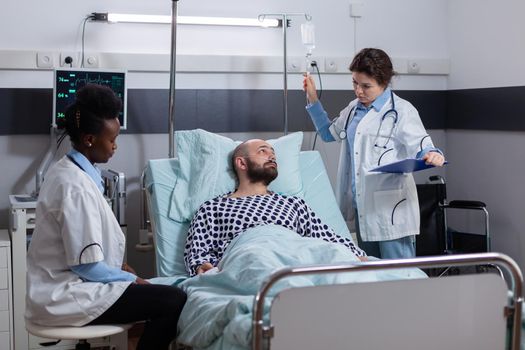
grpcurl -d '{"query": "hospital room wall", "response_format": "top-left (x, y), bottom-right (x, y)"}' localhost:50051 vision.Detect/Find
top-left (445, 0), bottom-right (525, 275)
top-left (0, 0), bottom-right (449, 277)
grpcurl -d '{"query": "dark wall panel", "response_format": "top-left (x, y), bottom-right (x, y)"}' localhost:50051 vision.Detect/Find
top-left (447, 87), bottom-right (525, 131)
top-left (115, 89), bottom-right (449, 133)
top-left (126, 89), bottom-right (199, 133)
top-left (2, 86), bottom-right (521, 135)
top-left (0, 88), bottom-right (52, 135)
top-left (396, 90), bottom-right (447, 129)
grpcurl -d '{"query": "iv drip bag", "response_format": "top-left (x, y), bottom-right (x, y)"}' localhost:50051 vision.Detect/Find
top-left (301, 22), bottom-right (315, 53)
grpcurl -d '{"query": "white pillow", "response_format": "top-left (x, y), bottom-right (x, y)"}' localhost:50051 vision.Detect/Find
top-left (169, 129), bottom-right (304, 222)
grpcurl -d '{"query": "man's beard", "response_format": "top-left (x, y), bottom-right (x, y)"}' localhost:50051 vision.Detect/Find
top-left (245, 157), bottom-right (278, 186)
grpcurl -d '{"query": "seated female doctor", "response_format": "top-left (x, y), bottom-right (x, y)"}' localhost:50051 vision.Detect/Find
top-left (303, 48), bottom-right (445, 259)
top-left (25, 84), bottom-right (186, 350)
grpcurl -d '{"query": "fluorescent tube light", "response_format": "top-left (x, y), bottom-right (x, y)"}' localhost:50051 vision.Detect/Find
top-left (107, 14), bottom-right (171, 24)
top-left (99, 13), bottom-right (280, 27)
top-left (180, 16), bottom-right (280, 27)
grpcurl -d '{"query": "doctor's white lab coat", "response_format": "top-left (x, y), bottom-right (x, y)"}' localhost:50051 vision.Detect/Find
top-left (328, 92), bottom-right (437, 242)
top-left (25, 156), bottom-right (132, 326)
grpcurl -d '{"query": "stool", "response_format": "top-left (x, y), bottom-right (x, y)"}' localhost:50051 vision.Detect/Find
top-left (26, 320), bottom-right (133, 350)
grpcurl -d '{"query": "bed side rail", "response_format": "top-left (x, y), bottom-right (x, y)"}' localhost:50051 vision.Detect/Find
top-left (252, 252), bottom-right (523, 350)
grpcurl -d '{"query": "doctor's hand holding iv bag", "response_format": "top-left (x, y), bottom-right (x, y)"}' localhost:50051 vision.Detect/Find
top-left (25, 84), bottom-right (187, 350)
top-left (303, 48), bottom-right (445, 259)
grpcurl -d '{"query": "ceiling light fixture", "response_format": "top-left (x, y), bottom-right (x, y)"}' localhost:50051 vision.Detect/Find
top-left (92, 12), bottom-right (281, 28)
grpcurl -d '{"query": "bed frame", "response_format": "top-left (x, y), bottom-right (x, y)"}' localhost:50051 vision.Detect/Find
top-left (253, 252), bottom-right (523, 350)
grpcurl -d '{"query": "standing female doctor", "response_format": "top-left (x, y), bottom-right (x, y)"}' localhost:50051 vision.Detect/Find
top-left (26, 84), bottom-right (186, 349)
top-left (303, 48), bottom-right (445, 259)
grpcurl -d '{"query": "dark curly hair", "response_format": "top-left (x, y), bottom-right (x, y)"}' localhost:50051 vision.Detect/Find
top-left (62, 84), bottom-right (122, 146)
top-left (349, 48), bottom-right (395, 87)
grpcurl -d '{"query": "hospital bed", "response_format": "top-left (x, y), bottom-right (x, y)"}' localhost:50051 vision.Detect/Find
top-left (144, 131), bottom-right (523, 350)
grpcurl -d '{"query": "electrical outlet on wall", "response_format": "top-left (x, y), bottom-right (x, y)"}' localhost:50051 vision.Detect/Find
top-left (60, 52), bottom-right (80, 67)
top-left (407, 60), bottom-right (421, 74)
top-left (36, 52), bottom-right (54, 68)
top-left (287, 57), bottom-right (302, 72)
top-left (324, 58), bottom-right (338, 73)
top-left (83, 53), bottom-right (100, 68)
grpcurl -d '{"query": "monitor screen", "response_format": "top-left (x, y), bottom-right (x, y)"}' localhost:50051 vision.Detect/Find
top-left (53, 69), bottom-right (127, 129)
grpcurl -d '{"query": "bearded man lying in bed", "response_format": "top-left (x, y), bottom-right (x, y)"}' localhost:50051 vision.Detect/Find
top-left (184, 138), bottom-right (367, 277)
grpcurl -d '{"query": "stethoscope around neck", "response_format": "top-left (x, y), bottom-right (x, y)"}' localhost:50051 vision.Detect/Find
top-left (338, 90), bottom-right (398, 149)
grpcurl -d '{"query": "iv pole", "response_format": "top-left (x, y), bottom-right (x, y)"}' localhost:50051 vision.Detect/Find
top-left (168, 0), bottom-right (179, 158)
top-left (258, 13), bottom-right (311, 135)
top-left (167, 7), bottom-right (302, 147)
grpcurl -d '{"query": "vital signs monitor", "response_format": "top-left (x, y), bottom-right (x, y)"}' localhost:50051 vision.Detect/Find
top-left (52, 69), bottom-right (127, 129)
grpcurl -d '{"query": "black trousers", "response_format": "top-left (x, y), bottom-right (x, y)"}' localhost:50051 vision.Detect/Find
top-left (89, 283), bottom-right (187, 350)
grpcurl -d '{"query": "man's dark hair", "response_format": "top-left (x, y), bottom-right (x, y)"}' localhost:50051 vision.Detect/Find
top-left (231, 141), bottom-right (249, 177)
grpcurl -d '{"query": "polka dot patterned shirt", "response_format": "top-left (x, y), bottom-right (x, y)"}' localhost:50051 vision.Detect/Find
top-left (184, 192), bottom-right (366, 276)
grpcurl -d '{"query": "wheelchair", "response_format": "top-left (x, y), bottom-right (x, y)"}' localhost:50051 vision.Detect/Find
top-left (415, 176), bottom-right (497, 276)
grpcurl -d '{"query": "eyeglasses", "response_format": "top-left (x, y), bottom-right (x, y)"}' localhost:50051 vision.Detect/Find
top-left (352, 80), bottom-right (379, 91)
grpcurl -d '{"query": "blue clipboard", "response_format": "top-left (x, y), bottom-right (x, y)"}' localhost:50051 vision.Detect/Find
top-left (370, 158), bottom-right (447, 173)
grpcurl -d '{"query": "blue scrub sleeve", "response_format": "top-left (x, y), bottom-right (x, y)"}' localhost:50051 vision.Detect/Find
top-left (71, 261), bottom-right (137, 283)
top-left (416, 146), bottom-right (443, 159)
top-left (306, 101), bottom-right (336, 142)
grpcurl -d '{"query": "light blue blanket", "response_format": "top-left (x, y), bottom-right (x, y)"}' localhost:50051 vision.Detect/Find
top-left (175, 225), bottom-right (427, 350)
